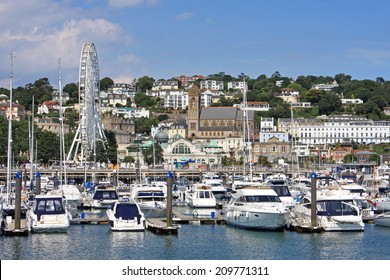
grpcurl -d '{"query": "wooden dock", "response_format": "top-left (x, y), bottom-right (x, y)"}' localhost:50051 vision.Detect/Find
top-left (2, 220), bottom-right (30, 236)
top-left (70, 217), bottom-right (109, 224)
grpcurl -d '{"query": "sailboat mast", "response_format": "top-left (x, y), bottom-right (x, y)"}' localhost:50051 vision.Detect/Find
top-left (58, 58), bottom-right (67, 188)
top-left (30, 95), bottom-right (34, 187)
top-left (6, 53), bottom-right (15, 205)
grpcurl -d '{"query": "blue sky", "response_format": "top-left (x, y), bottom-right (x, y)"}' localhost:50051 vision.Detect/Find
top-left (1, 0), bottom-right (390, 88)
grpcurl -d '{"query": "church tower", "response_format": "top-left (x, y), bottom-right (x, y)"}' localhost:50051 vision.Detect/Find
top-left (187, 84), bottom-right (201, 138)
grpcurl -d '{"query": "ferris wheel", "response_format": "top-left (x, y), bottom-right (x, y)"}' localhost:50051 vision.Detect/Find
top-left (67, 42), bottom-right (106, 163)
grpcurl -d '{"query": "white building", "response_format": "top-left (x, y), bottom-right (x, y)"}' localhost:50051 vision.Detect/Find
top-left (259, 132), bottom-right (289, 143)
top-left (110, 82), bottom-right (136, 98)
top-left (227, 81), bottom-right (247, 92)
top-left (152, 80), bottom-right (179, 91)
top-left (276, 88), bottom-right (300, 103)
top-left (200, 80), bottom-right (224, 91)
top-left (278, 115), bottom-right (390, 145)
top-left (113, 107), bottom-right (149, 119)
top-left (312, 81), bottom-right (338, 91)
top-left (163, 91), bottom-right (189, 109)
top-left (341, 98), bottom-right (363, 105)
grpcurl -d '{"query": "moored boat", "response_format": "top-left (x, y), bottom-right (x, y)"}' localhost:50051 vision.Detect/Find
top-left (26, 194), bottom-right (71, 233)
top-left (106, 198), bottom-right (145, 231)
top-left (224, 185), bottom-right (289, 231)
top-left (187, 184), bottom-right (217, 208)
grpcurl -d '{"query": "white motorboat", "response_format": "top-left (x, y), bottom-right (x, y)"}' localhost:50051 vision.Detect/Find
top-left (106, 198), bottom-right (145, 231)
top-left (27, 194), bottom-right (71, 233)
top-left (187, 184), bottom-right (217, 208)
top-left (224, 186), bottom-right (289, 231)
top-left (202, 179), bottom-right (227, 199)
top-left (130, 183), bottom-right (167, 218)
top-left (289, 187), bottom-right (365, 231)
top-left (262, 177), bottom-right (296, 209)
top-left (374, 211), bottom-right (390, 228)
top-left (86, 184), bottom-right (118, 209)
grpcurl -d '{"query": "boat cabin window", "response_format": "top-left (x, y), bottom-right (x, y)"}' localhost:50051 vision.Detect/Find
top-left (271, 186), bottom-right (292, 197)
top-left (35, 198), bottom-right (65, 214)
top-left (198, 191), bottom-right (211, 198)
top-left (238, 195), bottom-right (281, 203)
top-left (93, 190), bottom-right (118, 200)
top-left (317, 200), bottom-right (357, 216)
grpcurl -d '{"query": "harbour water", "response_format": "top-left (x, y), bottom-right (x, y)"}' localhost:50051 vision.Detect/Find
top-left (1, 208), bottom-right (390, 260)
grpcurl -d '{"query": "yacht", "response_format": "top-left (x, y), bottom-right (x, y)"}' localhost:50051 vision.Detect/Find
top-left (26, 194), bottom-right (71, 233)
top-left (106, 198), bottom-right (145, 231)
top-left (289, 187), bottom-right (365, 231)
top-left (87, 183), bottom-right (118, 209)
top-left (202, 179), bottom-right (227, 199)
top-left (262, 176), bottom-right (296, 209)
top-left (187, 184), bottom-right (217, 208)
top-left (130, 183), bottom-right (167, 218)
top-left (224, 186), bottom-right (289, 230)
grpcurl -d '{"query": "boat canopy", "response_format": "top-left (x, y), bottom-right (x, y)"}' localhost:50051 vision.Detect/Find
top-left (93, 190), bottom-right (118, 200)
top-left (114, 203), bottom-right (141, 222)
top-left (317, 200), bottom-right (358, 216)
top-left (34, 197), bottom-right (66, 219)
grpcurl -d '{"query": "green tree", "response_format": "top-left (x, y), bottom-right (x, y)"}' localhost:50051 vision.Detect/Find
top-left (318, 93), bottom-right (342, 115)
top-left (136, 76), bottom-right (155, 92)
top-left (141, 142), bottom-right (164, 166)
top-left (343, 154), bottom-right (358, 163)
top-left (100, 77), bottom-right (114, 90)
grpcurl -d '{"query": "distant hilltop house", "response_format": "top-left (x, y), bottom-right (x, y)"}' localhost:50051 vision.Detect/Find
top-left (227, 81), bottom-right (247, 92)
top-left (384, 107), bottom-right (390, 116)
top-left (51, 90), bottom-right (70, 102)
top-left (311, 80), bottom-right (339, 91)
top-left (113, 107), bottom-right (150, 119)
top-left (341, 98), bottom-right (363, 105)
top-left (37, 101), bottom-right (60, 115)
top-left (152, 80), bottom-right (179, 91)
top-left (276, 88), bottom-right (300, 103)
top-left (200, 80), bottom-right (224, 91)
top-left (234, 101), bottom-right (270, 112)
top-left (0, 96), bottom-right (26, 121)
top-left (110, 82), bottom-right (136, 98)
top-left (175, 75), bottom-right (205, 88)
top-left (35, 117), bottom-right (69, 135)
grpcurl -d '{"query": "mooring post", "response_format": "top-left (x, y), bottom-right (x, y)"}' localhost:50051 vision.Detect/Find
top-left (36, 171), bottom-right (41, 195)
top-left (167, 171), bottom-right (173, 227)
top-left (310, 172), bottom-right (317, 228)
top-left (15, 171), bottom-right (22, 230)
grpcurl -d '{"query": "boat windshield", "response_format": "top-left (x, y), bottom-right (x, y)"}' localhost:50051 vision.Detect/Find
top-left (238, 195), bottom-right (281, 203)
top-left (317, 200), bottom-right (357, 216)
top-left (34, 197), bottom-right (66, 215)
top-left (271, 186), bottom-right (292, 197)
top-left (93, 190), bottom-right (118, 200)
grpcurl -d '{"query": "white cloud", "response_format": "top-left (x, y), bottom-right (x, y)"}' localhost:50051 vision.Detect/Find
top-left (108, 0), bottom-right (158, 8)
top-left (0, 0), bottom-right (134, 87)
top-left (176, 12), bottom-right (193, 21)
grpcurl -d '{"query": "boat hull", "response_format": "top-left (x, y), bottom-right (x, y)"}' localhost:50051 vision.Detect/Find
top-left (374, 213), bottom-right (390, 228)
top-left (224, 209), bottom-right (287, 230)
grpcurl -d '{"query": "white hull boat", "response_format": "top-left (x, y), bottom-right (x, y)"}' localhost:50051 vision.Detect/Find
top-left (224, 186), bottom-right (289, 230)
top-left (106, 198), bottom-right (145, 231)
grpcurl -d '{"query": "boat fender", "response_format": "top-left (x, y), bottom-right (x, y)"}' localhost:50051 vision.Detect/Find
top-left (192, 210), bottom-right (198, 218)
